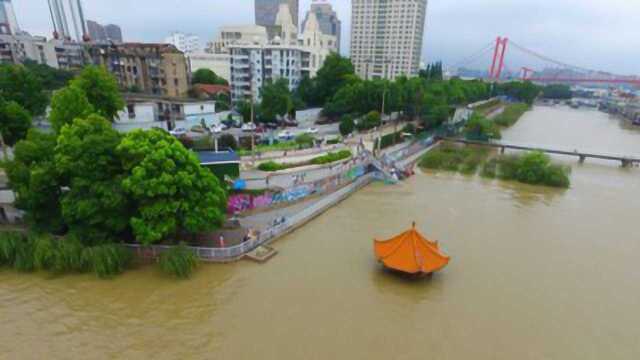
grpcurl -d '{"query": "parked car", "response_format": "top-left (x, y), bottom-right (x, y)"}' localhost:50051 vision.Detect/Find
top-left (242, 123), bottom-right (257, 132)
top-left (170, 128), bottom-right (187, 137)
top-left (278, 130), bottom-right (295, 140)
top-left (305, 127), bottom-right (319, 135)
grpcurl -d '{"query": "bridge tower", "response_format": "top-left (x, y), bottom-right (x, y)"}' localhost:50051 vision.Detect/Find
top-left (489, 37), bottom-right (509, 80)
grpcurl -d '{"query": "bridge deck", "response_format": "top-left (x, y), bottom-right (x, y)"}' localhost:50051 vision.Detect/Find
top-left (442, 138), bottom-right (640, 164)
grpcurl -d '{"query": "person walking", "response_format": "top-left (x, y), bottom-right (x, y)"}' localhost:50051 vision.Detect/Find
top-left (219, 235), bottom-right (226, 248)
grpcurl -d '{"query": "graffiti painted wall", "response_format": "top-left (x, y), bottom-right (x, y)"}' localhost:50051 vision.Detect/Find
top-left (227, 164), bottom-right (369, 214)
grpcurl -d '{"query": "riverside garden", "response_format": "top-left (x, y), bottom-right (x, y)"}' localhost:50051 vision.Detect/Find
top-left (0, 55), bottom-right (559, 280)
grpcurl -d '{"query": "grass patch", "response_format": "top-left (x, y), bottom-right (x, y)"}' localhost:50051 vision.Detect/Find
top-left (82, 244), bottom-right (132, 279)
top-left (419, 145), bottom-right (490, 174)
top-left (258, 150), bottom-right (353, 172)
top-left (494, 103), bottom-right (531, 127)
top-left (159, 243), bottom-right (198, 278)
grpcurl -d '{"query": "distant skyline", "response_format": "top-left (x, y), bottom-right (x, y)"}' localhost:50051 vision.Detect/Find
top-left (13, 0), bottom-right (640, 75)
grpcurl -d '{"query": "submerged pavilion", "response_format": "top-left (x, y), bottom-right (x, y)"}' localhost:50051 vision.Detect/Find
top-left (374, 223), bottom-right (450, 275)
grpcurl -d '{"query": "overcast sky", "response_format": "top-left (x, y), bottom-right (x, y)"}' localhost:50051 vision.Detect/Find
top-left (14, 0), bottom-right (640, 75)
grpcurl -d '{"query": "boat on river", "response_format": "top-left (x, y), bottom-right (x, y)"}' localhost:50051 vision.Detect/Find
top-left (374, 223), bottom-right (450, 275)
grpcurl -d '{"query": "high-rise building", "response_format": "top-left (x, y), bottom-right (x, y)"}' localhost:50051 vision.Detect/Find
top-left (0, 0), bottom-right (19, 35)
top-left (47, 0), bottom-right (88, 42)
top-left (255, 0), bottom-right (299, 29)
top-left (302, 0), bottom-right (341, 52)
top-left (164, 32), bottom-right (200, 54)
top-left (87, 20), bottom-right (122, 43)
top-left (350, 0), bottom-right (428, 80)
top-left (104, 24), bottom-right (123, 43)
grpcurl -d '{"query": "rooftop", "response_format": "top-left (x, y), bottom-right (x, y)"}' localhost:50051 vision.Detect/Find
top-left (197, 151), bottom-right (240, 165)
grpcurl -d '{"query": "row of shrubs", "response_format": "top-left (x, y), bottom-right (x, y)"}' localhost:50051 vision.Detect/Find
top-left (419, 145), bottom-right (571, 188)
top-left (258, 150), bottom-right (353, 172)
top-left (310, 150), bottom-right (353, 165)
top-left (494, 103), bottom-right (531, 127)
top-left (481, 152), bottom-right (571, 188)
top-left (0, 232), bottom-right (199, 279)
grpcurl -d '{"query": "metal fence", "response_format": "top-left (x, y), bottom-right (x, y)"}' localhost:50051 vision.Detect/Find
top-left (125, 173), bottom-right (375, 262)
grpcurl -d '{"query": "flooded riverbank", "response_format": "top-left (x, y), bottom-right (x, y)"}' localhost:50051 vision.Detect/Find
top-left (1, 106), bottom-right (639, 359)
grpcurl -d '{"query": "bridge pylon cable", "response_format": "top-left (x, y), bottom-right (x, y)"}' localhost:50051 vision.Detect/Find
top-left (450, 41), bottom-right (496, 68)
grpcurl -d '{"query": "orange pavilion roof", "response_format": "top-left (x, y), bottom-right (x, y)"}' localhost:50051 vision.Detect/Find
top-left (374, 224), bottom-right (450, 274)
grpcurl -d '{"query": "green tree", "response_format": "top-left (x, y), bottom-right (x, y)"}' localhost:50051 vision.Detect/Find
top-left (0, 64), bottom-right (48, 116)
top-left (357, 111), bottom-right (381, 131)
top-left (23, 60), bottom-right (75, 91)
top-left (218, 133), bottom-right (238, 150)
top-left (70, 66), bottom-right (124, 121)
top-left (260, 78), bottom-right (293, 122)
top-left (235, 100), bottom-right (252, 123)
top-left (3, 130), bottom-right (65, 232)
top-left (339, 115), bottom-right (355, 136)
top-left (117, 129), bottom-right (227, 245)
top-left (294, 75), bottom-right (317, 108)
top-left (49, 86), bottom-right (94, 133)
top-left (0, 100), bottom-right (31, 147)
top-left (313, 53), bottom-right (356, 105)
top-left (55, 115), bottom-right (131, 244)
top-left (542, 84), bottom-right (572, 99)
top-left (192, 68), bottom-right (228, 86)
top-left (464, 113), bottom-right (502, 141)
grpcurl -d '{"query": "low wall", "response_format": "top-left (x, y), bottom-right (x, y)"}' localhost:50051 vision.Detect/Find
top-left (228, 163), bottom-right (367, 214)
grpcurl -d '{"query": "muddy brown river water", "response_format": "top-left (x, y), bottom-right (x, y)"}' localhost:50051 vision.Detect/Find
top-left (1, 106), bottom-right (639, 359)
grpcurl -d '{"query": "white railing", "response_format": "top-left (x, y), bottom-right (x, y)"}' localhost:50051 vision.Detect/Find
top-left (125, 173), bottom-right (375, 262)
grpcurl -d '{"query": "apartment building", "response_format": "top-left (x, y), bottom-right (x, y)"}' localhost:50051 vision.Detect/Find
top-left (165, 32), bottom-right (201, 54)
top-left (87, 43), bottom-right (189, 97)
top-left (229, 42), bottom-right (309, 103)
top-left (350, 0), bottom-right (428, 80)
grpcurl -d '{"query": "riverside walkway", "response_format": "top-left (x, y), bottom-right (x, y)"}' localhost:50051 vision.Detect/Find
top-left (443, 138), bottom-right (640, 167)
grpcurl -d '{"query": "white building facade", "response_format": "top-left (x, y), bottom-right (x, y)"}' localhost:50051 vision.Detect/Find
top-left (164, 32), bottom-right (201, 53)
top-left (350, 0), bottom-right (428, 80)
top-left (300, 10), bottom-right (338, 77)
top-left (229, 43), bottom-right (309, 103)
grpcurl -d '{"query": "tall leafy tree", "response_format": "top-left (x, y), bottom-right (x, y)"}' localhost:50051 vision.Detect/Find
top-left (192, 68), bottom-right (228, 86)
top-left (3, 130), bottom-right (65, 232)
top-left (313, 53), bottom-right (356, 105)
top-left (70, 66), bottom-right (125, 121)
top-left (0, 100), bottom-right (32, 147)
top-left (55, 115), bottom-right (131, 244)
top-left (23, 60), bottom-right (75, 91)
top-left (0, 64), bottom-right (48, 116)
top-left (260, 78), bottom-right (293, 122)
top-left (117, 129), bottom-right (227, 245)
top-left (49, 86), bottom-right (94, 133)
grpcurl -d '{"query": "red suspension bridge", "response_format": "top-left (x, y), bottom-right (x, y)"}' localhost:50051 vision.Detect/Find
top-left (454, 36), bottom-right (640, 86)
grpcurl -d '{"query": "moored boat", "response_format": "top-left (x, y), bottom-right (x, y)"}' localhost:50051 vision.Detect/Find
top-left (373, 223), bottom-right (450, 275)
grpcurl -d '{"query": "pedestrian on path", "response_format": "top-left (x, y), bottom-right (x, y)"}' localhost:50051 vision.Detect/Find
top-left (219, 235), bottom-right (226, 248)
